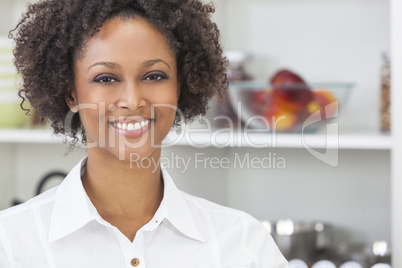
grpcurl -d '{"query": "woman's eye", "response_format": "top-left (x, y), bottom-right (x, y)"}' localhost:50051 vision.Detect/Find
top-left (145, 73), bottom-right (168, 82)
top-left (94, 75), bottom-right (118, 84)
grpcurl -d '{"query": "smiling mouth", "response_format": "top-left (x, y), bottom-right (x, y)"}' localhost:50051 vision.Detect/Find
top-left (109, 118), bottom-right (154, 138)
top-left (111, 119), bottom-right (151, 131)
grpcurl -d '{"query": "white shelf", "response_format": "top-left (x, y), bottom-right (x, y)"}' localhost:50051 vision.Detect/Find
top-left (0, 128), bottom-right (392, 150)
top-left (0, 129), bottom-right (65, 143)
top-left (167, 131), bottom-right (391, 150)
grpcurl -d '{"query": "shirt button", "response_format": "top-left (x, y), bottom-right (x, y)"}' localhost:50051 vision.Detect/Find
top-left (131, 258), bottom-right (140, 267)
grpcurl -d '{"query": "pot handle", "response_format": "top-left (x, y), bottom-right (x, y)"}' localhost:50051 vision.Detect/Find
top-left (36, 171), bottom-right (67, 195)
top-left (12, 171), bottom-right (67, 207)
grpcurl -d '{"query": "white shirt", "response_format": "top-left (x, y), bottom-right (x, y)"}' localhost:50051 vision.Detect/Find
top-left (0, 156), bottom-right (288, 268)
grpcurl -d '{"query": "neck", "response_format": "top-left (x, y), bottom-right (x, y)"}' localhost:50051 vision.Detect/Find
top-left (82, 148), bottom-right (164, 219)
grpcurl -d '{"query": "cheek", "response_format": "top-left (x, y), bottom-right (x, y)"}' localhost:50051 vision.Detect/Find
top-left (79, 109), bottom-right (98, 130)
top-left (78, 105), bottom-right (108, 129)
top-left (152, 106), bottom-right (177, 124)
top-left (147, 87), bottom-right (179, 113)
top-left (155, 77), bottom-right (180, 104)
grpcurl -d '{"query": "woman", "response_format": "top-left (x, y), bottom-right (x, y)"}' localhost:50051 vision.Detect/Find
top-left (0, 0), bottom-right (287, 267)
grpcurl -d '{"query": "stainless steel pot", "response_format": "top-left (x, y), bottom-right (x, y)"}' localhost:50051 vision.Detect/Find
top-left (336, 241), bottom-right (392, 267)
top-left (262, 219), bottom-right (331, 261)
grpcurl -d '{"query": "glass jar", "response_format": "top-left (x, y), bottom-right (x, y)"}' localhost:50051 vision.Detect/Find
top-left (380, 53), bottom-right (391, 132)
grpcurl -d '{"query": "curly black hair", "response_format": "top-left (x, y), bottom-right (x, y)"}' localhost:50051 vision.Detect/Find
top-left (9, 0), bottom-right (228, 144)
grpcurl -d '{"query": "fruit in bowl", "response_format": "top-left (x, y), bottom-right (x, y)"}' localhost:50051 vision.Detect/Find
top-left (271, 70), bottom-right (314, 112)
top-left (228, 69), bottom-right (353, 132)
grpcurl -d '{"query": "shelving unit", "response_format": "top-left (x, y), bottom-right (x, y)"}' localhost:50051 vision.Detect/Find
top-left (391, 0), bottom-right (401, 265)
top-left (0, 128), bottom-right (391, 150)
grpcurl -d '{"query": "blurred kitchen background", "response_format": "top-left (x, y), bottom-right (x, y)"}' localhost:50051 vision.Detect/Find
top-left (0, 0), bottom-right (398, 267)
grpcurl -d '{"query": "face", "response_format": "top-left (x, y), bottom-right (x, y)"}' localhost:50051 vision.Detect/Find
top-left (67, 16), bottom-right (179, 162)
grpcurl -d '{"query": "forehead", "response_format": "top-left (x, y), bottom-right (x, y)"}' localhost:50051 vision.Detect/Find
top-left (78, 17), bottom-right (175, 64)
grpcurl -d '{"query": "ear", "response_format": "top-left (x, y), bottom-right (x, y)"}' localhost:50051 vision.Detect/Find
top-left (65, 89), bottom-right (78, 113)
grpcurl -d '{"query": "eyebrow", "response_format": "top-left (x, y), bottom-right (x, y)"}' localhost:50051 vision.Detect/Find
top-left (143, 59), bottom-right (171, 70)
top-left (88, 62), bottom-right (120, 70)
top-left (88, 59), bottom-right (171, 70)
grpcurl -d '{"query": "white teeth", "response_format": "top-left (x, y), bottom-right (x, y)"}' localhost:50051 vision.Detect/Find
top-left (114, 120), bottom-right (151, 130)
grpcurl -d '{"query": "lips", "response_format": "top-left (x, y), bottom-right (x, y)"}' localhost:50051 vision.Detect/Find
top-left (109, 117), bottom-right (154, 138)
top-left (114, 119), bottom-right (150, 130)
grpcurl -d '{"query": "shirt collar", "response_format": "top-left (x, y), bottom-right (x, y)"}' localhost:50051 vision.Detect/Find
top-left (48, 156), bottom-right (93, 242)
top-left (160, 166), bottom-right (205, 242)
top-left (48, 156), bottom-right (204, 243)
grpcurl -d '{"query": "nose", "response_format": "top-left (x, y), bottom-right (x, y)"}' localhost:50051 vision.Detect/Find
top-left (116, 81), bottom-right (146, 110)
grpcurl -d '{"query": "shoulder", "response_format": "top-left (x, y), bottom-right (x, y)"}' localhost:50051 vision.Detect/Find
top-left (181, 191), bottom-right (263, 236)
top-left (0, 187), bottom-right (57, 249)
top-left (181, 190), bottom-right (257, 241)
top-left (0, 187), bottom-right (58, 268)
top-left (181, 191), bottom-right (288, 267)
top-left (0, 186), bottom-right (57, 222)
top-left (181, 190), bottom-right (252, 222)
top-left (181, 190), bottom-right (271, 236)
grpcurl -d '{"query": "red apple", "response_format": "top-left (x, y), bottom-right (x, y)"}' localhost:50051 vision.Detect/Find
top-left (264, 104), bottom-right (298, 132)
top-left (270, 70), bottom-right (315, 112)
top-left (251, 89), bottom-right (272, 115)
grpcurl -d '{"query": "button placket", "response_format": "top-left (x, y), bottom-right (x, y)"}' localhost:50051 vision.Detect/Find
top-left (128, 232), bottom-right (145, 268)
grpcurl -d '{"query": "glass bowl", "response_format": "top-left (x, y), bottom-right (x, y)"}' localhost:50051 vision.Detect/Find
top-left (226, 81), bottom-right (354, 133)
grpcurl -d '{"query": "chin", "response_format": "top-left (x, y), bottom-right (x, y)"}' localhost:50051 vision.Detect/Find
top-left (113, 140), bottom-right (161, 163)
